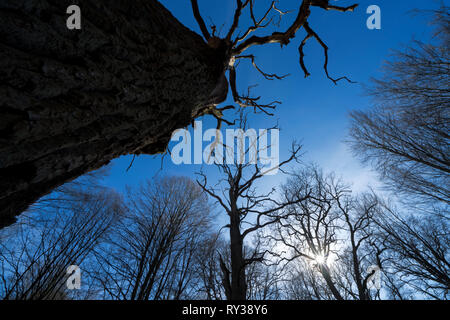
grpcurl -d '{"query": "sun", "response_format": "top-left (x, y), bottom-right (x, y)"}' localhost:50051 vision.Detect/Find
top-left (314, 253), bottom-right (326, 265)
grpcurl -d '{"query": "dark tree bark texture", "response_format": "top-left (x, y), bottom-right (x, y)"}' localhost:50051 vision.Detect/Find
top-left (0, 0), bottom-right (227, 227)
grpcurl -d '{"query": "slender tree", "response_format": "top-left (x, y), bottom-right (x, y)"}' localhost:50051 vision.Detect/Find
top-left (269, 166), bottom-right (383, 300)
top-left (197, 114), bottom-right (309, 300)
top-left (373, 204), bottom-right (450, 299)
top-left (90, 176), bottom-right (213, 300)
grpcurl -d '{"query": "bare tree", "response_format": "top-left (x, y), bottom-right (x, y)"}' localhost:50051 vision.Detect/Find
top-left (244, 237), bottom-right (283, 300)
top-left (194, 232), bottom-right (283, 300)
top-left (268, 166), bottom-right (383, 300)
top-left (333, 193), bottom-right (384, 300)
top-left (348, 6), bottom-right (450, 208)
top-left (284, 258), bottom-right (335, 300)
top-left (0, 0), bottom-right (357, 228)
top-left (346, 6), bottom-right (449, 300)
top-left (0, 173), bottom-right (122, 300)
top-left (197, 114), bottom-right (308, 300)
top-left (191, 0), bottom-right (357, 126)
top-left (372, 204), bottom-right (450, 300)
top-left (269, 167), bottom-right (345, 300)
top-left (193, 235), bottom-right (228, 300)
top-left (90, 176), bottom-right (213, 300)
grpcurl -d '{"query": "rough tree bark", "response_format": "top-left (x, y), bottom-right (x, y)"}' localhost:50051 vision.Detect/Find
top-left (0, 0), bottom-right (227, 228)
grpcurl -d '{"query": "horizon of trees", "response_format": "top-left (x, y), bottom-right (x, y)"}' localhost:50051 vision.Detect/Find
top-left (0, 166), bottom-right (447, 300)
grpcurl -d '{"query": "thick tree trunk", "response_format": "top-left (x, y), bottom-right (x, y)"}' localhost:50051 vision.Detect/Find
top-left (0, 0), bottom-right (227, 228)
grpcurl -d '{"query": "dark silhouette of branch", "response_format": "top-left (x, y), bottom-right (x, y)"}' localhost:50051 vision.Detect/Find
top-left (190, 0), bottom-right (211, 40)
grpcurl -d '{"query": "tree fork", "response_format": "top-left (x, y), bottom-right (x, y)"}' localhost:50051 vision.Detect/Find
top-left (0, 0), bottom-right (228, 228)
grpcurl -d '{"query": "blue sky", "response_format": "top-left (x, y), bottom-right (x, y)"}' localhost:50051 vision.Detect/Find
top-left (101, 0), bottom-right (442, 195)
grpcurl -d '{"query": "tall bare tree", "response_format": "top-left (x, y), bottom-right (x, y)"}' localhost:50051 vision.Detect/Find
top-left (193, 234), bottom-right (228, 300)
top-left (372, 204), bottom-right (450, 300)
top-left (348, 6), bottom-right (450, 208)
top-left (90, 176), bottom-right (213, 300)
top-left (269, 166), bottom-right (383, 300)
top-left (194, 232), bottom-right (282, 300)
top-left (347, 6), bottom-right (449, 300)
top-left (0, 171), bottom-right (122, 300)
top-left (0, 0), bottom-right (357, 228)
top-left (270, 167), bottom-right (344, 300)
top-left (244, 238), bottom-right (283, 300)
top-left (197, 114), bottom-right (309, 299)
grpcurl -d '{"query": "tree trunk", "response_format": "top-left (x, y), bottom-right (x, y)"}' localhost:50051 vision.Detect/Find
top-left (229, 209), bottom-right (246, 300)
top-left (350, 235), bottom-right (369, 300)
top-left (0, 0), bottom-right (227, 228)
top-left (319, 264), bottom-right (344, 300)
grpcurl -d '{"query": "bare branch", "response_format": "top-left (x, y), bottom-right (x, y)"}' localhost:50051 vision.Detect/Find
top-left (303, 22), bottom-right (355, 84)
top-left (311, 1), bottom-right (358, 12)
top-left (190, 0), bottom-right (211, 41)
top-left (233, 0), bottom-right (313, 55)
top-left (236, 54), bottom-right (290, 80)
top-left (226, 0), bottom-right (251, 41)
